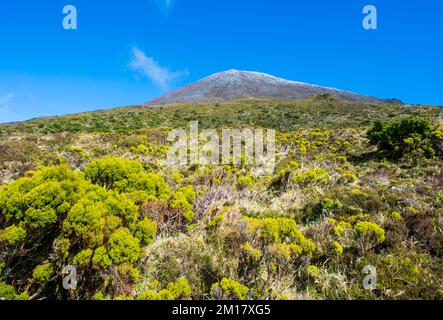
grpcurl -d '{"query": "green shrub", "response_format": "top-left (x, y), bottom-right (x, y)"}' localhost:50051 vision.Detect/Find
top-left (355, 221), bottom-right (385, 243)
top-left (353, 252), bottom-right (440, 299)
top-left (84, 157), bottom-right (144, 189)
top-left (292, 168), bottom-right (331, 187)
top-left (138, 278), bottom-right (191, 300)
top-left (108, 228), bottom-right (141, 265)
top-left (306, 265), bottom-right (321, 279)
top-left (170, 186), bottom-right (196, 222)
top-left (0, 282), bottom-right (29, 300)
top-left (32, 263), bottom-right (54, 282)
top-left (62, 199), bottom-right (104, 246)
top-left (237, 176), bottom-right (254, 190)
top-left (332, 241), bottom-right (344, 255)
top-left (0, 225), bottom-right (27, 245)
top-left (0, 164), bottom-right (161, 298)
top-left (134, 218), bottom-right (157, 246)
top-left (73, 249), bottom-right (93, 266)
top-left (239, 216), bottom-right (316, 290)
top-left (208, 214), bottom-right (224, 229)
top-left (248, 217), bottom-right (316, 256)
top-left (116, 172), bottom-right (171, 202)
top-left (355, 221), bottom-right (386, 252)
top-left (92, 246), bottom-right (112, 269)
top-left (367, 117), bottom-right (435, 159)
top-left (211, 278), bottom-right (249, 300)
top-left (391, 211), bottom-right (403, 222)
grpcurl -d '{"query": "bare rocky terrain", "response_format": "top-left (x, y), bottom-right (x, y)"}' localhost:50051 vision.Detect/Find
top-left (146, 70), bottom-right (399, 106)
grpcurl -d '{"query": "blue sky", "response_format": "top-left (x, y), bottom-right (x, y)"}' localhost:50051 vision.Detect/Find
top-left (1, 0), bottom-right (442, 123)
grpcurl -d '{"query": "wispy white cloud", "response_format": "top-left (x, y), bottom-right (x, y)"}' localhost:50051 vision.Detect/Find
top-left (0, 92), bottom-right (16, 107)
top-left (154, 0), bottom-right (175, 12)
top-left (0, 92), bottom-right (25, 123)
top-left (163, 0), bottom-right (173, 8)
top-left (129, 47), bottom-right (188, 91)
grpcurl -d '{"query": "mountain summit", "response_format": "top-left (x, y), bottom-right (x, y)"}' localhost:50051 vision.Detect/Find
top-left (146, 70), bottom-right (397, 105)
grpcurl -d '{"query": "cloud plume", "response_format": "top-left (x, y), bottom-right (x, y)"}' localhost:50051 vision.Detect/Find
top-left (0, 92), bottom-right (25, 123)
top-left (154, 0), bottom-right (175, 12)
top-left (129, 47), bottom-right (188, 91)
top-left (0, 92), bottom-right (16, 107)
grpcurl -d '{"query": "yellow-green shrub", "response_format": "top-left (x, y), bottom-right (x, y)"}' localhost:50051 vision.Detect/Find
top-left (138, 278), bottom-right (191, 300)
top-left (0, 225), bottom-right (27, 245)
top-left (355, 221), bottom-right (385, 243)
top-left (292, 168), bottom-right (331, 187)
top-left (32, 263), bottom-right (54, 283)
top-left (211, 278), bottom-right (249, 300)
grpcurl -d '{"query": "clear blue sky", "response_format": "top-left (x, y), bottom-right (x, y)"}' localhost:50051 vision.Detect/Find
top-left (1, 0), bottom-right (442, 123)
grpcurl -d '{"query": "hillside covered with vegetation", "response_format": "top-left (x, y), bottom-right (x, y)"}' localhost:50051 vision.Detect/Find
top-left (0, 96), bottom-right (442, 300)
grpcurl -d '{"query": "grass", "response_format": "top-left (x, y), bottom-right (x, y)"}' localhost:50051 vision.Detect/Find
top-left (1, 96), bottom-right (441, 135)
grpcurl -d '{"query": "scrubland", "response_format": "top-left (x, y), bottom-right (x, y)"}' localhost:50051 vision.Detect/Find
top-left (0, 96), bottom-right (442, 300)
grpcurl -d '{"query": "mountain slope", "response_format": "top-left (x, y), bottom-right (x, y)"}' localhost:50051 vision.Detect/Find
top-left (146, 70), bottom-right (398, 105)
top-left (3, 98), bottom-right (439, 136)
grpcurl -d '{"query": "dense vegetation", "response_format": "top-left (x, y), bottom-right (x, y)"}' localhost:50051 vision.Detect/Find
top-left (0, 96), bottom-right (441, 135)
top-left (0, 97), bottom-right (442, 300)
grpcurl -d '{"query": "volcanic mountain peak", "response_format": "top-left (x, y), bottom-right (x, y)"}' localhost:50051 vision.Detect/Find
top-left (207, 69), bottom-right (314, 84)
top-left (146, 70), bottom-right (398, 106)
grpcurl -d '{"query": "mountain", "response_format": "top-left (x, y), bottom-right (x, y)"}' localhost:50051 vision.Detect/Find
top-left (146, 70), bottom-right (399, 106)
